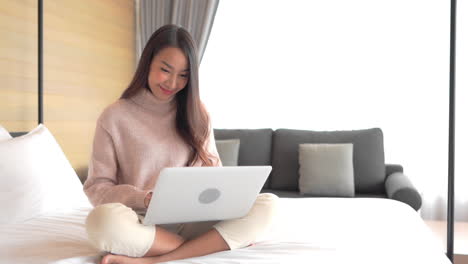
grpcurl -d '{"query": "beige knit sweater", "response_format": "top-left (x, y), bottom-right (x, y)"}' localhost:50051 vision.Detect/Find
top-left (83, 88), bottom-right (221, 211)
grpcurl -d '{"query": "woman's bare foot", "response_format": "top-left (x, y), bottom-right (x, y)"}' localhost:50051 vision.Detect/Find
top-left (101, 254), bottom-right (154, 264)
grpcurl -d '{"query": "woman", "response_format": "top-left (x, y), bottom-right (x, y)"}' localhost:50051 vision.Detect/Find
top-left (83, 24), bottom-right (278, 264)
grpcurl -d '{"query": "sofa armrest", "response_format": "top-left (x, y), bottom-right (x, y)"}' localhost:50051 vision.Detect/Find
top-left (385, 172), bottom-right (422, 211)
top-left (385, 164), bottom-right (403, 177)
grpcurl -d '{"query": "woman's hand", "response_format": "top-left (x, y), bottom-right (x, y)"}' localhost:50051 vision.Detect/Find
top-left (144, 192), bottom-right (153, 208)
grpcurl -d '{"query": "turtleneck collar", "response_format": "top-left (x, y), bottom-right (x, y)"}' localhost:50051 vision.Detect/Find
top-left (129, 88), bottom-right (177, 115)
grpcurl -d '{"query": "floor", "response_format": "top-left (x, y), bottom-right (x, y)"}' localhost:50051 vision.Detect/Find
top-left (455, 255), bottom-right (468, 264)
top-left (424, 220), bottom-right (468, 264)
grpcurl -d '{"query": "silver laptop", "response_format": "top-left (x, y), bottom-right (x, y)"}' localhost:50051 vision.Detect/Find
top-left (142, 166), bottom-right (272, 225)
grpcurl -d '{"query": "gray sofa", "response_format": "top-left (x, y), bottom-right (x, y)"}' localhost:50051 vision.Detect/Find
top-left (214, 127), bottom-right (422, 211)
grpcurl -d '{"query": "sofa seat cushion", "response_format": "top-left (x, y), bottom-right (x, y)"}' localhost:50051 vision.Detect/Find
top-left (261, 189), bottom-right (387, 199)
top-left (271, 128), bottom-right (385, 194)
top-left (354, 194), bottom-right (387, 199)
top-left (261, 189), bottom-right (304, 198)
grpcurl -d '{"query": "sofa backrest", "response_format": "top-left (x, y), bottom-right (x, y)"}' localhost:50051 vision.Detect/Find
top-left (214, 128), bottom-right (273, 188)
top-left (270, 128), bottom-right (386, 194)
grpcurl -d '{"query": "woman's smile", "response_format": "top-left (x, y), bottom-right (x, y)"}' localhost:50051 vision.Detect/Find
top-left (160, 85), bottom-right (174, 95)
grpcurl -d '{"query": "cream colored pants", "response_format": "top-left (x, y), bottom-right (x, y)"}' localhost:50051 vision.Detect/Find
top-left (85, 193), bottom-right (278, 257)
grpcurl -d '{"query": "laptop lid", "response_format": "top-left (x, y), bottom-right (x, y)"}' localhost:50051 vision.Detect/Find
top-left (143, 166), bottom-right (272, 225)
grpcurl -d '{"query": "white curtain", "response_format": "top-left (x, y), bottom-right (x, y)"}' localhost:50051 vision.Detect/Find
top-left (200, 0), bottom-right (468, 221)
top-left (136, 0), bottom-right (219, 62)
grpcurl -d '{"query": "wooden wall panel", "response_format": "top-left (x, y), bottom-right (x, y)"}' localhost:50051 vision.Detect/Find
top-left (0, 0), bottom-right (135, 182)
top-left (0, 0), bottom-right (38, 131)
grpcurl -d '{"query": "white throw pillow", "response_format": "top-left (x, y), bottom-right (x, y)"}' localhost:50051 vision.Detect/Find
top-left (0, 125), bottom-right (12, 141)
top-left (0, 124), bottom-right (89, 224)
top-left (298, 143), bottom-right (355, 197)
top-left (215, 139), bottom-right (240, 166)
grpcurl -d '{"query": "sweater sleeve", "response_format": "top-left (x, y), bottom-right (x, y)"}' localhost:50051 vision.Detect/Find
top-left (83, 122), bottom-right (150, 210)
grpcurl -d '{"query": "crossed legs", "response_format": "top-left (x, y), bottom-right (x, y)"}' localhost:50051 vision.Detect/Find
top-left (85, 193), bottom-right (278, 264)
top-left (101, 228), bottom-right (228, 264)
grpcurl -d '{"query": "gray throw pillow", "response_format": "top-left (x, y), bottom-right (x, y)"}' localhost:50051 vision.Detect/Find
top-left (271, 128), bottom-right (384, 193)
top-left (298, 143), bottom-right (355, 197)
top-left (215, 139), bottom-right (240, 166)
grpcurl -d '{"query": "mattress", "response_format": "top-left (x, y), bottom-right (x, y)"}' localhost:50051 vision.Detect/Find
top-left (0, 198), bottom-right (450, 264)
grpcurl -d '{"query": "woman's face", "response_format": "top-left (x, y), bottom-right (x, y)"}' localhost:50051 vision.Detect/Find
top-left (148, 47), bottom-right (189, 101)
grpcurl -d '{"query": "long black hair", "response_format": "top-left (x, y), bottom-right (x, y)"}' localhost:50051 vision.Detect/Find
top-left (121, 25), bottom-right (216, 166)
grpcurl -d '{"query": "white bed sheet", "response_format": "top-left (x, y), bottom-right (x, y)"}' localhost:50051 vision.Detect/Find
top-left (0, 198), bottom-right (450, 264)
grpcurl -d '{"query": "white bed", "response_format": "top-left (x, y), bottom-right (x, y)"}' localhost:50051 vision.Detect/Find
top-left (0, 125), bottom-right (451, 264)
top-left (0, 197), bottom-right (450, 264)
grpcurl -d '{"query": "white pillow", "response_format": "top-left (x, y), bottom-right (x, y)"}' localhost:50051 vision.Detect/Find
top-left (298, 143), bottom-right (355, 197)
top-left (0, 124), bottom-right (89, 224)
top-left (215, 139), bottom-right (240, 166)
top-left (0, 125), bottom-right (12, 141)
